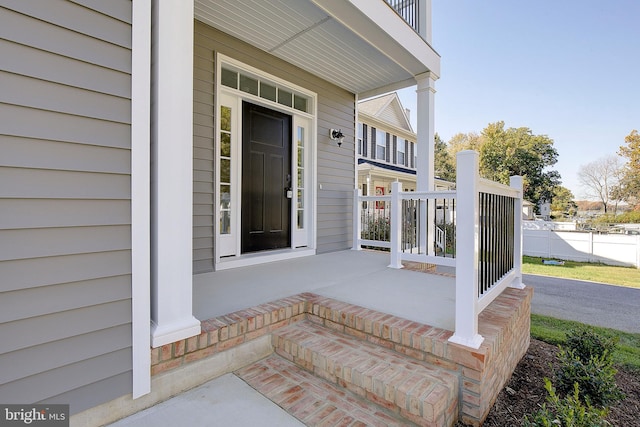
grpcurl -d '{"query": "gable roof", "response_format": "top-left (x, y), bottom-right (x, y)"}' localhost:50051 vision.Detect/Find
top-left (358, 92), bottom-right (413, 133)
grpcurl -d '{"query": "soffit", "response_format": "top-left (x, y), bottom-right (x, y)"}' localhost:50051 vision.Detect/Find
top-left (194, 0), bottom-right (433, 96)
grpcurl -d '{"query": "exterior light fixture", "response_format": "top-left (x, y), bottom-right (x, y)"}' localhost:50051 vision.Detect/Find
top-left (330, 129), bottom-right (345, 147)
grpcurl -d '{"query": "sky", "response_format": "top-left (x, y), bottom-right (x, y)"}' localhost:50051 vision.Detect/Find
top-left (397, 0), bottom-right (640, 200)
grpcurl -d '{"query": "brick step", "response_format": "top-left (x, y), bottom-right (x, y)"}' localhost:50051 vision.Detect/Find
top-left (271, 320), bottom-right (459, 426)
top-left (237, 354), bottom-right (412, 426)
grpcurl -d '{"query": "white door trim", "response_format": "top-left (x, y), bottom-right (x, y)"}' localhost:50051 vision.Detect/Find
top-left (214, 54), bottom-right (317, 269)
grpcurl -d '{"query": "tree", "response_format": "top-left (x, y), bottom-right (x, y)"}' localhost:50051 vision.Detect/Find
top-left (434, 133), bottom-right (455, 182)
top-left (614, 130), bottom-right (640, 209)
top-left (550, 186), bottom-right (577, 218)
top-left (578, 155), bottom-right (623, 214)
top-left (479, 121), bottom-right (561, 210)
top-left (447, 132), bottom-right (483, 157)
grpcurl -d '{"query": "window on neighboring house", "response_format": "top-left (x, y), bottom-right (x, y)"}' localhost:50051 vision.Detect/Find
top-left (397, 137), bottom-right (406, 165)
top-left (357, 122), bottom-right (363, 155)
top-left (376, 129), bottom-right (386, 160)
top-left (410, 141), bottom-right (416, 168)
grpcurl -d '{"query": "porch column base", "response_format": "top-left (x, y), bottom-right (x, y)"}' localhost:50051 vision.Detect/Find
top-left (448, 333), bottom-right (484, 350)
top-left (151, 317), bottom-right (201, 348)
top-left (510, 277), bottom-right (526, 290)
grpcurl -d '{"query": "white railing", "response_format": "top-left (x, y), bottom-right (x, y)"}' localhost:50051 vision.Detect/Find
top-left (353, 151), bottom-right (524, 349)
top-left (385, 0), bottom-right (418, 32)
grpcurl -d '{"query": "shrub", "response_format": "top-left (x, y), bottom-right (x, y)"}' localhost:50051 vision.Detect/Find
top-left (555, 329), bottom-right (624, 407)
top-left (524, 379), bottom-right (609, 427)
top-left (565, 328), bottom-right (618, 363)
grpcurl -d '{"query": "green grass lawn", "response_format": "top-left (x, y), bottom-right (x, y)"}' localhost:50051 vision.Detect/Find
top-left (531, 314), bottom-right (640, 373)
top-left (522, 256), bottom-right (640, 289)
top-left (524, 257), bottom-right (640, 371)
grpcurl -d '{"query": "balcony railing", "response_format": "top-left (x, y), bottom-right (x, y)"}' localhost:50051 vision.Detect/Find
top-left (353, 151), bottom-right (525, 349)
top-left (385, 0), bottom-right (418, 32)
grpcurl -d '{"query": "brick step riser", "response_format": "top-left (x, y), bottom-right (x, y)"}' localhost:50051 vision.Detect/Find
top-left (272, 322), bottom-right (459, 427)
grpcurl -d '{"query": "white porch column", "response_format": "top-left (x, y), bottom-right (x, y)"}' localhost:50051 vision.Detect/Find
top-left (449, 151), bottom-right (484, 349)
top-left (388, 181), bottom-right (403, 268)
top-left (510, 175), bottom-right (526, 289)
top-left (418, 0), bottom-right (432, 44)
top-left (150, 0), bottom-right (200, 348)
top-left (416, 72), bottom-right (437, 255)
top-left (131, 0), bottom-right (152, 398)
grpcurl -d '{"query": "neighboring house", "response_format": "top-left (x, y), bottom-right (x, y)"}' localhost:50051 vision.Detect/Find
top-left (357, 93), bottom-right (454, 198)
top-left (0, 0), bottom-right (447, 423)
top-left (523, 200), bottom-right (536, 220)
top-left (539, 200), bottom-right (552, 220)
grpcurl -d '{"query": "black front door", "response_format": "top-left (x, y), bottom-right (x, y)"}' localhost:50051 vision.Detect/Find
top-left (241, 102), bottom-right (292, 253)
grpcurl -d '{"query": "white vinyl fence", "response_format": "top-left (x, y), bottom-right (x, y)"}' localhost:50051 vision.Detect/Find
top-left (523, 229), bottom-right (640, 268)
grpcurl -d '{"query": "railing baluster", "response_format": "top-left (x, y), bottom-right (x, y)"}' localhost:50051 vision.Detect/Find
top-left (353, 152), bottom-right (524, 350)
top-left (385, 0), bottom-right (418, 33)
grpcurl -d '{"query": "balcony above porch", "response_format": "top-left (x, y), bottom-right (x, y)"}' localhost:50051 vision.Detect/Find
top-left (194, 0), bottom-right (440, 98)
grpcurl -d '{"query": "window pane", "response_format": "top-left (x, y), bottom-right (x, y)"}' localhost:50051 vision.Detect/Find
top-left (220, 185), bottom-right (231, 209)
top-left (397, 137), bottom-right (405, 153)
top-left (220, 211), bottom-right (231, 234)
top-left (376, 130), bottom-right (386, 160)
top-left (297, 190), bottom-right (304, 209)
top-left (297, 210), bottom-right (304, 229)
top-left (397, 152), bottom-right (405, 165)
top-left (294, 94), bottom-right (307, 112)
top-left (220, 158), bottom-right (231, 183)
top-left (220, 106), bottom-right (231, 132)
top-left (260, 82), bottom-right (277, 102)
top-left (221, 68), bottom-right (237, 89)
top-left (278, 89), bottom-right (292, 107)
top-left (239, 74), bottom-right (258, 95)
top-left (220, 133), bottom-right (231, 157)
top-left (297, 173), bottom-right (304, 188)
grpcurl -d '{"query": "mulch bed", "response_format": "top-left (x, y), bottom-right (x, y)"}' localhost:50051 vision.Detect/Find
top-left (456, 339), bottom-right (640, 426)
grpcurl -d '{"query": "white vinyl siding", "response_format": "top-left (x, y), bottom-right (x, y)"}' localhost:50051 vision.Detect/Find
top-left (0, 0), bottom-right (133, 414)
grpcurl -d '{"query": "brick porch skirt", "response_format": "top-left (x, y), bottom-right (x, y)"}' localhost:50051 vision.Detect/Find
top-left (151, 287), bottom-right (533, 426)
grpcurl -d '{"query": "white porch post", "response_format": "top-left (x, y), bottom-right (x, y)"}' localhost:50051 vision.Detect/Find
top-left (449, 151), bottom-right (484, 349)
top-left (510, 176), bottom-right (526, 289)
top-left (416, 72), bottom-right (436, 255)
top-left (352, 188), bottom-right (362, 251)
top-left (150, 0), bottom-right (200, 348)
top-left (131, 0), bottom-right (152, 398)
top-left (418, 0), bottom-right (432, 44)
top-left (388, 181), bottom-right (403, 268)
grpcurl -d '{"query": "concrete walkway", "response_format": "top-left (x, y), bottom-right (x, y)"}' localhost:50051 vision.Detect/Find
top-left (108, 373), bottom-right (304, 427)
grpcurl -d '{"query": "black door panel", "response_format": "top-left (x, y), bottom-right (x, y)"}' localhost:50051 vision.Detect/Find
top-left (242, 102), bottom-right (291, 253)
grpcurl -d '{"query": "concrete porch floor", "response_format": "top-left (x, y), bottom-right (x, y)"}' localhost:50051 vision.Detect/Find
top-left (194, 249), bottom-right (456, 331)
top-left (105, 250), bottom-right (532, 427)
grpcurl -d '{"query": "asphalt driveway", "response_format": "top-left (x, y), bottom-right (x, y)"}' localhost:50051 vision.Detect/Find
top-left (525, 274), bottom-right (640, 334)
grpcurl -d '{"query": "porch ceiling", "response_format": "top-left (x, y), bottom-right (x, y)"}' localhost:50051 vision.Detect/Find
top-left (194, 0), bottom-right (440, 98)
